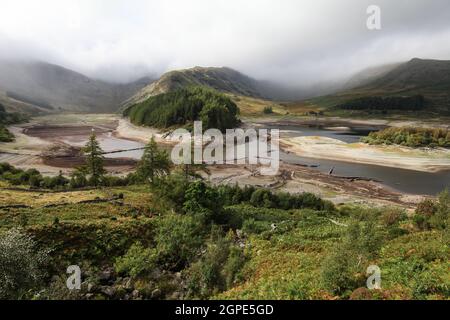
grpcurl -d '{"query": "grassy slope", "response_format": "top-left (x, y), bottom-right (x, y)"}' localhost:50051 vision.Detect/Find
top-left (293, 59), bottom-right (450, 120)
top-left (228, 94), bottom-right (288, 118)
top-left (0, 183), bottom-right (448, 300)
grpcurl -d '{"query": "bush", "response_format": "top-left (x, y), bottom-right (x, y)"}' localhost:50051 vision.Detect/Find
top-left (414, 190), bottom-right (449, 230)
top-left (186, 230), bottom-right (246, 298)
top-left (263, 106), bottom-right (273, 114)
top-left (321, 248), bottom-right (363, 296)
top-left (154, 214), bottom-right (203, 270)
top-left (0, 229), bottom-right (50, 299)
top-left (115, 242), bottom-right (158, 278)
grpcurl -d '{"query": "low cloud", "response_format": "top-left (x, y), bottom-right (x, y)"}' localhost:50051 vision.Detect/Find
top-left (0, 0), bottom-right (449, 84)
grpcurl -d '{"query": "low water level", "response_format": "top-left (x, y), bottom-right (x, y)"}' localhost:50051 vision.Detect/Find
top-left (267, 124), bottom-right (450, 195)
top-left (64, 124), bottom-right (449, 196)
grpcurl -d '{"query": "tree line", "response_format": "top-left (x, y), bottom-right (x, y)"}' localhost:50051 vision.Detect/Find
top-left (334, 95), bottom-right (425, 111)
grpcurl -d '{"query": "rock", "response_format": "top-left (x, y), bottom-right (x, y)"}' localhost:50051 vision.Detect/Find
top-left (131, 289), bottom-right (140, 299)
top-left (150, 268), bottom-right (162, 279)
top-left (100, 286), bottom-right (116, 297)
top-left (99, 268), bottom-right (114, 283)
top-left (151, 288), bottom-right (162, 299)
top-left (85, 293), bottom-right (94, 299)
top-left (175, 272), bottom-right (182, 279)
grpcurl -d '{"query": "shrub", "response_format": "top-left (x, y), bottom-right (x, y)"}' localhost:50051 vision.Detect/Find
top-left (115, 242), bottom-right (158, 278)
top-left (186, 230), bottom-right (246, 298)
top-left (154, 215), bottom-right (203, 270)
top-left (0, 229), bottom-right (50, 299)
top-left (414, 190), bottom-right (449, 230)
top-left (263, 106), bottom-right (273, 114)
top-left (321, 248), bottom-right (363, 296)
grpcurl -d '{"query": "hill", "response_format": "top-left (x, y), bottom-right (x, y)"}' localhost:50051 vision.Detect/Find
top-left (0, 60), bottom-right (153, 114)
top-left (300, 58), bottom-right (450, 117)
top-left (125, 66), bottom-right (267, 106)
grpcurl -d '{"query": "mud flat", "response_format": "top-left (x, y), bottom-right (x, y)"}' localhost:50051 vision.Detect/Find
top-left (281, 136), bottom-right (450, 173)
top-left (203, 162), bottom-right (427, 208)
top-left (0, 114), bottom-right (138, 175)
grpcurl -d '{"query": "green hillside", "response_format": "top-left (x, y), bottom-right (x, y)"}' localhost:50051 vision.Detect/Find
top-left (0, 102), bottom-right (28, 142)
top-left (302, 58), bottom-right (450, 118)
top-left (0, 176), bottom-right (448, 300)
top-left (124, 87), bottom-right (240, 132)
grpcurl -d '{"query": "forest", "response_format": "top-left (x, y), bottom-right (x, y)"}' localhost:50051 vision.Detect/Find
top-left (334, 95), bottom-right (425, 112)
top-left (124, 87), bottom-right (240, 132)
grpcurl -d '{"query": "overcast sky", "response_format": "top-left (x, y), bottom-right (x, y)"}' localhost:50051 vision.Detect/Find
top-left (0, 0), bottom-right (449, 85)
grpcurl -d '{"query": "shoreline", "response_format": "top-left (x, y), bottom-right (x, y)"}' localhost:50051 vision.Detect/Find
top-left (0, 114), bottom-right (446, 205)
top-left (280, 136), bottom-right (450, 173)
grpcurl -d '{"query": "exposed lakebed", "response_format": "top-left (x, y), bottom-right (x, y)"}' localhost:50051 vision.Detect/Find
top-left (2, 116), bottom-right (449, 195)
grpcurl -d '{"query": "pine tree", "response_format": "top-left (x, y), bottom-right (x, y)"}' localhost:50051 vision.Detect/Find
top-left (137, 136), bottom-right (170, 183)
top-left (83, 131), bottom-right (105, 186)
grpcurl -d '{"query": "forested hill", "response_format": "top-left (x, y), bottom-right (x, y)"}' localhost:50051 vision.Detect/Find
top-left (123, 87), bottom-right (240, 132)
top-left (124, 66), bottom-right (266, 106)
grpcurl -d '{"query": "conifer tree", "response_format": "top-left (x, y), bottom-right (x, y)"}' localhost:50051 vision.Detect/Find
top-left (137, 136), bottom-right (170, 183)
top-left (83, 131), bottom-right (106, 186)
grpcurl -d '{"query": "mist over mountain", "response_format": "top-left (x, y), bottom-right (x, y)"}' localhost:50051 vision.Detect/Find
top-left (0, 60), bottom-right (153, 113)
top-left (125, 66), bottom-right (342, 106)
top-left (310, 58), bottom-right (450, 116)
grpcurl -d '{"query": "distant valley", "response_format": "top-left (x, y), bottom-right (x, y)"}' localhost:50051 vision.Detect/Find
top-left (0, 60), bottom-right (154, 114)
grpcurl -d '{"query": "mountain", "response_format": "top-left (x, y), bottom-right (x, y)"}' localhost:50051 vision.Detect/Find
top-left (305, 58), bottom-right (450, 116)
top-left (0, 60), bottom-right (153, 114)
top-left (125, 66), bottom-right (267, 106)
top-left (343, 62), bottom-right (402, 89)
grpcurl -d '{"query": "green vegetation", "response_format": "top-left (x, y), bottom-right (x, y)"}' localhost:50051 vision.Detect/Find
top-left (81, 132), bottom-right (107, 186)
top-left (0, 228), bottom-right (50, 299)
top-left (362, 127), bottom-right (450, 148)
top-left (0, 102), bottom-right (28, 142)
top-left (0, 125), bottom-right (14, 142)
top-left (263, 106), bottom-right (273, 114)
top-left (124, 87), bottom-right (240, 132)
top-left (414, 190), bottom-right (450, 230)
top-left (136, 137), bottom-right (171, 184)
top-left (334, 95), bottom-right (425, 112)
top-left (304, 59), bottom-right (450, 118)
top-left (0, 169), bottom-right (448, 300)
top-left (0, 124), bottom-right (448, 300)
